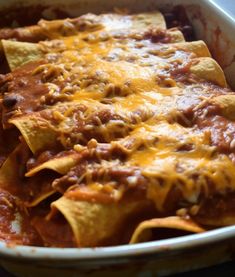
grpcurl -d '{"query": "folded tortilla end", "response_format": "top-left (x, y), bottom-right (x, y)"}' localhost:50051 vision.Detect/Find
top-left (129, 216), bottom-right (205, 244)
top-left (1, 39), bottom-right (43, 71)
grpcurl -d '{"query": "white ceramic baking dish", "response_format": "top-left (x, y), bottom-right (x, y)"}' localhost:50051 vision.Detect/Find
top-left (0, 0), bottom-right (235, 276)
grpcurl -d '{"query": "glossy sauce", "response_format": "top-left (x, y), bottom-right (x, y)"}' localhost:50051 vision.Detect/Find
top-left (0, 10), bottom-right (234, 247)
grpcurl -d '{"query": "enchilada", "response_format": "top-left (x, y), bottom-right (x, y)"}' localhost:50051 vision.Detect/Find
top-left (0, 10), bottom-right (234, 247)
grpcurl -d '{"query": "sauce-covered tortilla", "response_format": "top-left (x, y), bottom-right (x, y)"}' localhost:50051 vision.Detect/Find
top-left (0, 10), bottom-right (233, 247)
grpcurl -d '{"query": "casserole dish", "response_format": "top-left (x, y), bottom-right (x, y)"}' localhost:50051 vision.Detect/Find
top-left (0, 0), bottom-right (235, 276)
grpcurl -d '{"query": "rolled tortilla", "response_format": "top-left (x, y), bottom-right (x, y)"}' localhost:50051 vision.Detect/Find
top-left (174, 40), bottom-right (211, 58)
top-left (211, 94), bottom-right (235, 120)
top-left (130, 216), bottom-right (205, 244)
top-left (167, 29), bottom-right (185, 43)
top-left (0, 143), bottom-right (55, 207)
top-left (1, 40), bottom-right (43, 71)
top-left (190, 57), bottom-right (227, 87)
top-left (26, 151), bottom-right (82, 177)
top-left (50, 195), bottom-right (151, 247)
top-left (129, 12), bottom-right (167, 30)
top-left (10, 115), bottom-right (58, 154)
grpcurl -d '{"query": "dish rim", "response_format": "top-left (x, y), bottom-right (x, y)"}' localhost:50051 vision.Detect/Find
top-left (0, 225), bottom-right (235, 260)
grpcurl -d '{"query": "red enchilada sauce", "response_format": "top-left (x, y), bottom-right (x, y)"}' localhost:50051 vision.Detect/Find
top-left (0, 189), bottom-right (41, 246)
top-left (0, 7), bottom-right (233, 248)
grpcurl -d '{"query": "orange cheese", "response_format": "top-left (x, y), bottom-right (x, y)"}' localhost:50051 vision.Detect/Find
top-left (9, 12), bottom-right (235, 215)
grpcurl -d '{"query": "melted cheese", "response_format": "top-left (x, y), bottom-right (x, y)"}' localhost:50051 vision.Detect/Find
top-left (11, 12), bottom-right (235, 215)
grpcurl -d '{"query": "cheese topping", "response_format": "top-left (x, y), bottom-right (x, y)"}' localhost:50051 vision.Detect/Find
top-left (1, 11), bottom-right (235, 248)
top-left (14, 11), bottom-right (235, 212)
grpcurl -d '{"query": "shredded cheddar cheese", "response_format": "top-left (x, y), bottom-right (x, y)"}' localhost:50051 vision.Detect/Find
top-left (1, 11), bottom-right (235, 248)
top-left (14, 15), bottom-right (235, 211)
